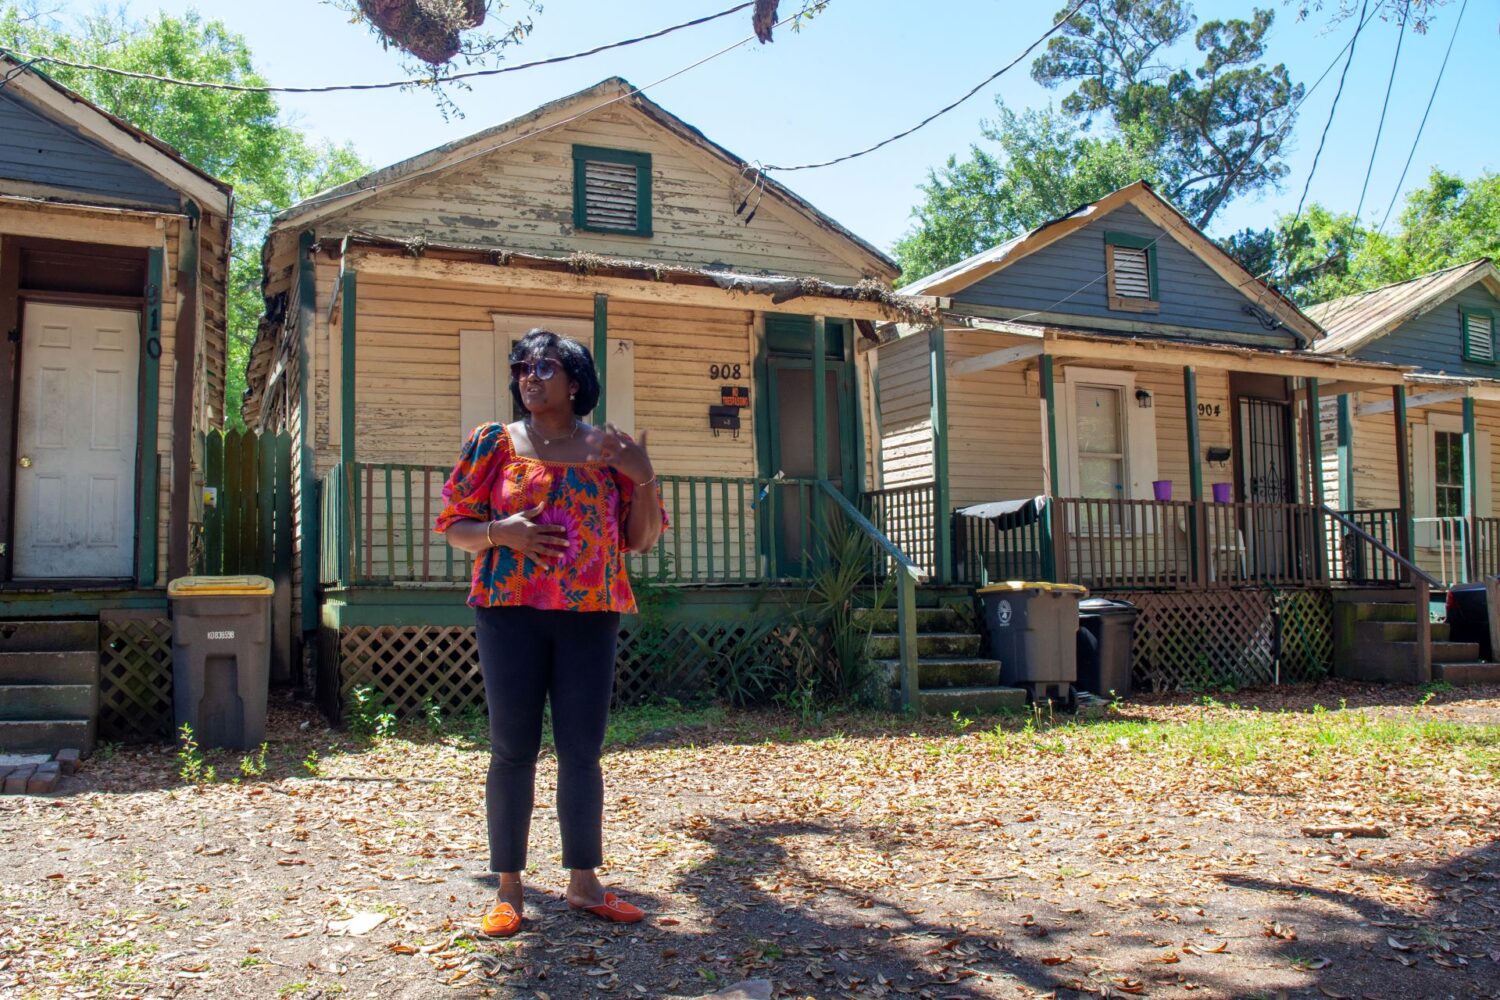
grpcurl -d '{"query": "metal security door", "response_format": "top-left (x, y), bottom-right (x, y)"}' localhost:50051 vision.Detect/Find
top-left (767, 361), bottom-right (844, 575)
top-left (1239, 397), bottom-right (1296, 578)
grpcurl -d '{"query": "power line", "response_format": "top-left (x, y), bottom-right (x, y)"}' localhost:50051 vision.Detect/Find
top-left (0, 2), bottom-right (753, 95)
top-left (280, 6), bottom-right (806, 220)
top-left (1354, 0), bottom-right (1408, 221)
top-left (1376, 0), bottom-right (1467, 233)
top-left (760, 0), bottom-right (1089, 173)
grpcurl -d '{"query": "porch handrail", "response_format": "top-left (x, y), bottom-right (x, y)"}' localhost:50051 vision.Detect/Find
top-left (817, 481), bottom-right (926, 714)
top-left (1322, 505), bottom-right (1440, 590)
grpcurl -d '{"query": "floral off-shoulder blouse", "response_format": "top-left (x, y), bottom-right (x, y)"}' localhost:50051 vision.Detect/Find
top-left (434, 422), bottom-right (665, 614)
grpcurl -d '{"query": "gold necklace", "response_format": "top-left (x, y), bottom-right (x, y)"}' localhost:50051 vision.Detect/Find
top-left (528, 416), bottom-right (579, 447)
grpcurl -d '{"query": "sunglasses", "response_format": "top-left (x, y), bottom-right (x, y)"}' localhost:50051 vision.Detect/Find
top-left (510, 358), bottom-right (562, 382)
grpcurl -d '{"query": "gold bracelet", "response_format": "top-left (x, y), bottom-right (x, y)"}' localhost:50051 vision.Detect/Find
top-left (637, 476), bottom-right (657, 490)
top-left (485, 520), bottom-right (497, 547)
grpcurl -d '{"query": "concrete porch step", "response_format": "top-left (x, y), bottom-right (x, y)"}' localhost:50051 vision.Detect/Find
top-left (0, 620), bottom-right (98, 653)
top-left (0, 651), bottom-right (98, 686)
top-left (0, 684), bottom-right (96, 721)
top-left (866, 632), bottom-right (984, 660)
top-left (1352, 602), bottom-right (1419, 623)
top-left (872, 657), bottom-right (1004, 691)
top-left (1356, 621), bottom-right (1451, 644)
top-left (914, 686), bottom-right (1027, 716)
top-left (1435, 662), bottom-right (1500, 686)
top-left (854, 606), bottom-right (967, 634)
top-left (0, 719), bottom-right (95, 756)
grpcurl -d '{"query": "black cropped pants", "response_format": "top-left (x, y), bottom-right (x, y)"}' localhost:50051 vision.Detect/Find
top-left (474, 604), bottom-right (620, 873)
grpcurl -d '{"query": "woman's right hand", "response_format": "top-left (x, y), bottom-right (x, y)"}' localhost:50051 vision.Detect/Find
top-left (493, 503), bottom-right (568, 563)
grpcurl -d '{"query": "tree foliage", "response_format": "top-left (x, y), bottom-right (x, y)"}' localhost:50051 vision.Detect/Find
top-left (896, 0), bottom-right (1302, 283)
top-left (0, 5), bottom-right (370, 425)
top-left (1229, 169), bottom-right (1500, 305)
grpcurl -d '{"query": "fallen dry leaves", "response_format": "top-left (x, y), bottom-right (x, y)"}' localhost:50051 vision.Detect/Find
top-left (0, 682), bottom-right (1496, 999)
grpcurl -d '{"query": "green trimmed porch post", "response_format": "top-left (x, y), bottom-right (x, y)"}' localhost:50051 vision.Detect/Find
top-left (340, 270), bottom-right (357, 585)
top-left (1184, 366), bottom-right (1203, 584)
top-left (1464, 395), bottom-right (1478, 580)
top-left (1307, 378), bottom-right (1327, 579)
top-left (1394, 385), bottom-right (1414, 568)
top-left (137, 246), bottom-right (164, 588)
top-left (812, 316), bottom-right (828, 559)
top-left (1337, 395), bottom-right (1354, 511)
top-left (1040, 354), bottom-right (1060, 581)
top-left (593, 294), bottom-right (608, 426)
top-left (928, 324), bottom-right (952, 583)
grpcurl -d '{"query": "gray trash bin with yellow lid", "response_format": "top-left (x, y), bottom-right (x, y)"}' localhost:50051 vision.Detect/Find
top-left (977, 581), bottom-right (1088, 703)
top-left (169, 575), bottom-right (274, 750)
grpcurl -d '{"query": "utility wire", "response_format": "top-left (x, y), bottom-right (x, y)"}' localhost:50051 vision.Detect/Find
top-left (761, 0), bottom-right (1089, 172)
top-left (0, 2), bottom-right (753, 94)
top-left (1354, 0), bottom-right (1408, 221)
top-left (1376, 0), bottom-right (1467, 233)
top-left (281, 7), bottom-right (806, 219)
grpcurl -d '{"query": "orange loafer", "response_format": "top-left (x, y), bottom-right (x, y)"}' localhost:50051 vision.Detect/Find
top-left (569, 892), bottom-right (645, 924)
top-left (481, 900), bottom-right (523, 937)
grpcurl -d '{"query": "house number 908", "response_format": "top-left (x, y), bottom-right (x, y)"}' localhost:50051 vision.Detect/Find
top-left (709, 364), bottom-right (743, 380)
top-left (1197, 403), bottom-right (1222, 418)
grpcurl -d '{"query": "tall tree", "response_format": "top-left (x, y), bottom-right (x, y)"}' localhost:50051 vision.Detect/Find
top-left (0, 6), bottom-right (370, 425)
top-left (1032, 1), bottom-right (1303, 228)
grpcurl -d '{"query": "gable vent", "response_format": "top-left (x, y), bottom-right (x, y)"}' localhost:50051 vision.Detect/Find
top-left (1112, 246), bottom-right (1152, 299)
top-left (1465, 311), bottom-right (1495, 363)
top-left (582, 159), bottom-right (640, 232)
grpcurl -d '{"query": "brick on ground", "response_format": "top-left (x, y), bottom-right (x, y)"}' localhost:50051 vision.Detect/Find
top-left (27, 762), bottom-right (61, 794)
top-left (4, 764), bottom-right (37, 794)
top-left (55, 749), bottom-right (81, 775)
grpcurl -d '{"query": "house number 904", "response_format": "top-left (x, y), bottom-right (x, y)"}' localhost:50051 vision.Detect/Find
top-left (1197, 403), bottom-right (1222, 418)
top-left (709, 364), bottom-right (743, 380)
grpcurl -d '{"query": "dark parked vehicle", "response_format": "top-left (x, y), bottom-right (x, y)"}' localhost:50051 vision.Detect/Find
top-left (1445, 581), bottom-right (1494, 659)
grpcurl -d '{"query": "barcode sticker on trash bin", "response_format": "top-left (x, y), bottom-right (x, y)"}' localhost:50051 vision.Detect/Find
top-left (207, 630), bottom-right (236, 640)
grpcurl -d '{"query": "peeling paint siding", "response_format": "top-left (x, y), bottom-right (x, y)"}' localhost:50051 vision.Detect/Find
top-left (876, 334), bottom-right (933, 488)
top-left (316, 108), bottom-right (870, 285)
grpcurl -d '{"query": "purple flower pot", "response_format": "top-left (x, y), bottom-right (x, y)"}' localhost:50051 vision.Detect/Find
top-left (1152, 480), bottom-right (1172, 502)
top-left (1212, 482), bottom-right (1233, 503)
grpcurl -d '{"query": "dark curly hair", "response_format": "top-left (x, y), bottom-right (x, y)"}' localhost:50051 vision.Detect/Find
top-left (508, 329), bottom-right (600, 418)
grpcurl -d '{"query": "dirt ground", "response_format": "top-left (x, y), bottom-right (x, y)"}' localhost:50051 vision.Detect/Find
top-left (2, 681), bottom-right (1498, 1000)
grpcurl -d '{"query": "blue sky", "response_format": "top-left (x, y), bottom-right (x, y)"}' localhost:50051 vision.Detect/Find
top-left (43, 0), bottom-right (1496, 254)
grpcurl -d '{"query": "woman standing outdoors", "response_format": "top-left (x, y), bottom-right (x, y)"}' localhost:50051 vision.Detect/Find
top-left (435, 329), bottom-right (664, 937)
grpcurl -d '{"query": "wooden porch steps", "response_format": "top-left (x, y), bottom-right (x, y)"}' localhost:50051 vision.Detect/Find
top-left (0, 622), bottom-right (98, 756)
top-left (860, 606), bottom-right (1027, 715)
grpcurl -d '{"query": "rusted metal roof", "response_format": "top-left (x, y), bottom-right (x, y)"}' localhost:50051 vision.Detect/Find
top-left (1308, 258), bottom-right (1500, 356)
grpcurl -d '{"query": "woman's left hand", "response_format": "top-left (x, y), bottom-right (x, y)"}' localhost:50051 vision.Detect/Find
top-left (592, 424), bottom-right (653, 485)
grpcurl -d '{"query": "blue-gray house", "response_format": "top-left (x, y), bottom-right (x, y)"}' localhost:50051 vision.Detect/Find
top-left (873, 181), bottom-right (1419, 690)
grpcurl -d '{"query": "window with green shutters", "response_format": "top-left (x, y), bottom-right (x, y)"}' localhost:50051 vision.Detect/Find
top-left (572, 145), bottom-right (652, 237)
top-left (1462, 306), bottom-right (1495, 365)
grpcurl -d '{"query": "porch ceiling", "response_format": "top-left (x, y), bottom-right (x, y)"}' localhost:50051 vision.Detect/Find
top-left (940, 314), bottom-right (1411, 386)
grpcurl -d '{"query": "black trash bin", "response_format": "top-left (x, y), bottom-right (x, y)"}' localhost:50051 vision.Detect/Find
top-left (1077, 598), bottom-right (1139, 698)
top-left (169, 575), bottom-right (274, 750)
top-left (977, 581), bottom-right (1087, 703)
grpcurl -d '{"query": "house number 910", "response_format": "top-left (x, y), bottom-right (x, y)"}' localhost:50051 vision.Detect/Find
top-left (1197, 403), bottom-right (1222, 418)
top-left (709, 364), bottom-right (743, 380)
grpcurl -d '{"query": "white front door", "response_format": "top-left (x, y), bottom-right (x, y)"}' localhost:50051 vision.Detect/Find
top-left (14, 303), bottom-right (141, 579)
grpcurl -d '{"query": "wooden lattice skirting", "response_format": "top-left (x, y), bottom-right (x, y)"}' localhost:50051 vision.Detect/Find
top-left (1114, 589), bottom-right (1333, 692)
top-left (99, 616), bottom-right (174, 742)
top-left (331, 617), bottom-right (788, 720)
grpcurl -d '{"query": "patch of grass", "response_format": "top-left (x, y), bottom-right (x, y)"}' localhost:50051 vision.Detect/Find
top-left (277, 982), bottom-right (312, 997)
top-left (604, 702), bottom-right (726, 748)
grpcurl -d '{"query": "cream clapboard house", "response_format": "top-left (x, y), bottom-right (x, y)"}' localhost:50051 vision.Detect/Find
top-left (240, 78), bottom-right (930, 717)
top-left (0, 56), bottom-right (233, 750)
top-left (870, 182), bottom-right (1449, 691)
top-left (1311, 259), bottom-right (1500, 587)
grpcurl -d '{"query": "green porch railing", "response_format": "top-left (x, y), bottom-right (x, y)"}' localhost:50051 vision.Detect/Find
top-left (862, 482), bottom-right (938, 578)
top-left (319, 465), bottom-right (928, 589)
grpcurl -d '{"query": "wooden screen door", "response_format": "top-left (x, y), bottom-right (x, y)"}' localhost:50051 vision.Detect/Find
top-left (13, 302), bottom-right (141, 579)
top-left (1238, 396), bottom-right (1297, 578)
top-left (766, 359), bottom-right (846, 574)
